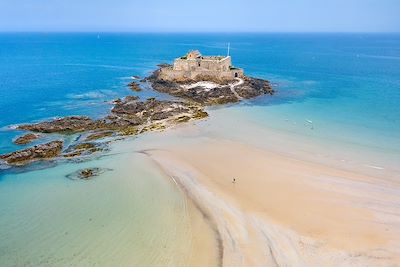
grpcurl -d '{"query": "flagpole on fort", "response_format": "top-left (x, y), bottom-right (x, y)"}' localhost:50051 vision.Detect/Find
top-left (227, 43), bottom-right (230, 57)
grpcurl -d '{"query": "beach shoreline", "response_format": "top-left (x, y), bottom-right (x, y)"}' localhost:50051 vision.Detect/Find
top-left (124, 108), bottom-right (400, 267)
top-left (1, 33), bottom-right (399, 266)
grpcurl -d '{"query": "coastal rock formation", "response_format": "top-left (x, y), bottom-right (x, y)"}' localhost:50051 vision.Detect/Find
top-left (13, 133), bottom-right (41, 145)
top-left (63, 142), bottom-right (102, 158)
top-left (235, 76), bottom-right (274, 98)
top-left (4, 55), bottom-right (273, 167)
top-left (0, 140), bottom-right (63, 165)
top-left (79, 168), bottom-right (96, 179)
top-left (144, 66), bottom-right (273, 105)
top-left (112, 97), bottom-right (193, 119)
top-left (65, 167), bottom-right (112, 180)
top-left (15, 97), bottom-right (206, 137)
top-left (3, 97), bottom-right (207, 166)
top-left (84, 131), bottom-right (113, 141)
top-left (128, 81), bottom-right (141, 92)
top-left (17, 116), bottom-right (98, 133)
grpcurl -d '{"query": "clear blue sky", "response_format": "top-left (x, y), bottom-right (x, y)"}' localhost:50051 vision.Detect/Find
top-left (1, 0), bottom-right (399, 32)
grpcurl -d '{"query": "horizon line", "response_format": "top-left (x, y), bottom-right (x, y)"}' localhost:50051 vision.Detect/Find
top-left (0, 30), bottom-right (400, 34)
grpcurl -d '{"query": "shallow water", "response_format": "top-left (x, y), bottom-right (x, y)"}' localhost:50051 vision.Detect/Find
top-left (0, 149), bottom-right (217, 266)
top-left (0, 33), bottom-right (399, 265)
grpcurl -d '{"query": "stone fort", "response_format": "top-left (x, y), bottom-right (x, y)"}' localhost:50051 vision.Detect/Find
top-left (159, 50), bottom-right (244, 81)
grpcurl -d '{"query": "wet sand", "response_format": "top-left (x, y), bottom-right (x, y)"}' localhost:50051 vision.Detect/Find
top-left (126, 114), bottom-right (400, 267)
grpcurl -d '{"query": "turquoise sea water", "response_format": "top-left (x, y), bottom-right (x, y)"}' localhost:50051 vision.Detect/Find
top-left (0, 33), bottom-right (399, 265)
top-left (1, 33), bottom-right (399, 154)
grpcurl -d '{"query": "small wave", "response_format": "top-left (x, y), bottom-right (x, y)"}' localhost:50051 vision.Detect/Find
top-left (364, 164), bottom-right (384, 170)
top-left (63, 63), bottom-right (136, 70)
top-left (117, 76), bottom-right (134, 80)
top-left (67, 92), bottom-right (106, 100)
top-left (358, 54), bottom-right (400, 60)
top-left (2, 125), bottom-right (18, 131)
top-left (66, 90), bottom-right (117, 100)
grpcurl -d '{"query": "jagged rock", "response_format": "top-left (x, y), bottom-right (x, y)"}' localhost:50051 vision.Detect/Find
top-left (0, 140), bottom-right (63, 165)
top-left (144, 67), bottom-right (274, 105)
top-left (6, 69), bottom-right (213, 167)
top-left (112, 97), bottom-right (191, 119)
top-left (111, 96), bottom-right (147, 115)
top-left (72, 143), bottom-right (97, 150)
top-left (175, 115), bottom-right (191, 123)
top-left (128, 81), bottom-right (141, 92)
top-left (119, 126), bottom-right (138, 136)
top-left (63, 142), bottom-right (101, 158)
top-left (112, 98), bottom-right (122, 104)
top-left (84, 131), bottom-right (113, 141)
top-left (193, 110), bottom-right (209, 119)
top-left (80, 169), bottom-right (95, 179)
top-left (17, 116), bottom-right (99, 133)
top-left (14, 97), bottom-right (207, 140)
top-left (13, 133), bottom-right (41, 145)
top-left (235, 76), bottom-right (274, 98)
top-left (66, 167), bottom-right (112, 180)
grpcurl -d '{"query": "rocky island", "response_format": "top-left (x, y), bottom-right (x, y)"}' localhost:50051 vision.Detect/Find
top-left (1, 50), bottom-right (274, 166)
top-left (143, 50), bottom-right (273, 105)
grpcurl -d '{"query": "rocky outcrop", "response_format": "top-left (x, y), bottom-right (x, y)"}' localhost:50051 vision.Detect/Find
top-left (84, 131), bottom-right (113, 141)
top-left (144, 67), bottom-right (274, 105)
top-left (0, 140), bottom-right (63, 165)
top-left (15, 97), bottom-right (206, 137)
top-left (63, 142), bottom-right (102, 158)
top-left (13, 133), bottom-right (40, 145)
top-left (2, 96), bottom-right (208, 166)
top-left (79, 169), bottom-right (96, 179)
top-left (65, 167), bottom-right (112, 180)
top-left (17, 116), bottom-right (99, 133)
top-left (128, 81), bottom-right (141, 92)
top-left (235, 76), bottom-right (274, 98)
top-left (112, 97), bottom-right (192, 118)
top-left (3, 63), bottom-right (273, 167)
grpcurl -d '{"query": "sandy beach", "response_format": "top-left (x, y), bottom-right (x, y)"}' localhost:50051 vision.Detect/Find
top-left (1, 31), bottom-right (399, 267)
top-left (125, 110), bottom-right (400, 267)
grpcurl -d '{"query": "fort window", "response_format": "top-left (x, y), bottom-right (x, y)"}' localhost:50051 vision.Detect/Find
top-left (235, 72), bottom-right (238, 77)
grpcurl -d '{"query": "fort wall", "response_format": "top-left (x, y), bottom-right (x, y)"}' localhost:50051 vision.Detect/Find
top-left (159, 66), bottom-right (243, 81)
top-left (162, 51), bottom-right (244, 81)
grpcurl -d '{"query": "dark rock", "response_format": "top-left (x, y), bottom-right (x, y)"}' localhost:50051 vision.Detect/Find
top-left (119, 126), bottom-right (139, 136)
top-left (80, 169), bottom-right (95, 179)
top-left (175, 115), bottom-right (191, 123)
top-left (144, 67), bottom-right (274, 105)
top-left (13, 133), bottom-right (41, 145)
top-left (84, 131), bottom-right (113, 141)
top-left (0, 140), bottom-right (63, 165)
top-left (14, 97), bottom-right (193, 137)
top-left (111, 96), bottom-right (146, 115)
top-left (112, 98), bottom-right (122, 104)
top-left (72, 143), bottom-right (97, 150)
top-left (17, 116), bottom-right (98, 133)
top-left (63, 142), bottom-right (101, 158)
top-left (66, 167), bottom-right (112, 180)
top-left (128, 81), bottom-right (141, 92)
top-left (157, 63), bottom-right (171, 68)
top-left (193, 110), bottom-right (209, 119)
top-left (8, 80), bottom-right (210, 166)
top-left (235, 76), bottom-right (274, 98)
